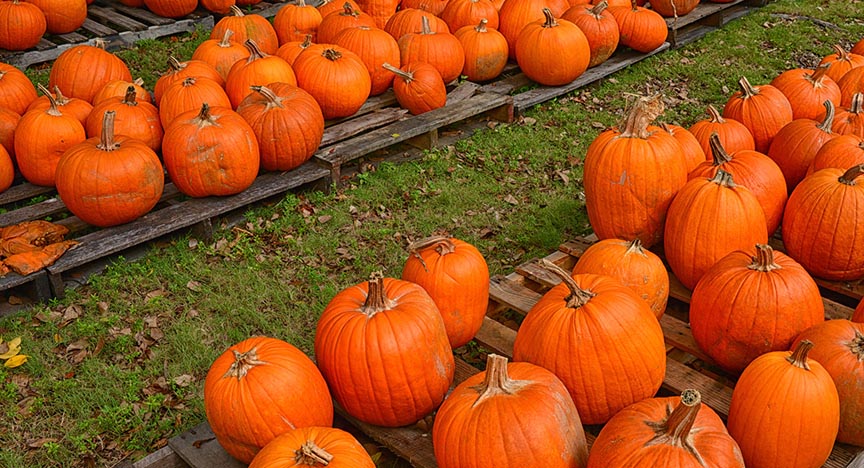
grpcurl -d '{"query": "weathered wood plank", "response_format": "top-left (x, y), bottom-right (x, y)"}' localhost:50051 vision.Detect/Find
top-left (168, 422), bottom-right (244, 468)
top-left (0, 183), bottom-right (55, 208)
top-left (87, 6), bottom-right (149, 31)
top-left (80, 17), bottom-right (118, 37)
top-left (131, 445), bottom-right (189, 468)
top-left (445, 81), bottom-right (480, 105)
top-left (664, 0), bottom-right (746, 30)
top-left (108, 4), bottom-right (178, 25)
top-left (320, 107), bottom-right (409, 148)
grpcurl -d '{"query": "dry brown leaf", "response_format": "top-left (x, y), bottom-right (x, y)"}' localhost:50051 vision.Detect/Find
top-left (97, 302), bottom-right (109, 313)
top-left (173, 374), bottom-right (195, 387)
top-left (186, 280), bottom-right (201, 292)
top-left (317, 215), bottom-right (332, 224)
top-left (8, 295), bottom-right (24, 305)
top-left (149, 328), bottom-right (164, 341)
top-left (27, 437), bottom-right (57, 449)
top-left (145, 289), bottom-right (167, 300)
top-left (504, 194), bottom-right (519, 205)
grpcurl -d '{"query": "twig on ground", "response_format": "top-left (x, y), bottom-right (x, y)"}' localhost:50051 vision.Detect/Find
top-left (769, 13), bottom-right (843, 30)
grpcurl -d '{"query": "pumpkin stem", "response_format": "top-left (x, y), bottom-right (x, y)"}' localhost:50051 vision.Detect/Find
top-left (223, 346), bottom-right (268, 380)
top-left (193, 103), bottom-right (220, 128)
top-left (850, 93), bottom-right (864, 114)
top-left (298, 0), bottom-right (307, 6)
top-left (230, 4), bottom-right (245, 16)
top-left (51, 85), bottom-right (72, 105)
top-left (407, 235), bottom-right (455, 271)
top-left (832, 44), bottom-right (849, 62)
top-left (737, 76), bottom-right (759, 99)
top-left (251, 85), bottom-right (284, 109)
top-left (705, 104), bottom-right (725, 123)
top-left (323, 48), bottom-right (342, 61)
top-left (167, 56), bottom-right (184, 72)
top-left (708, 169), bottom-right (736, 188)
top-left (808, 63), bottom-right (831, 85)
top-left (619, 94), bottom-right (665, 139)
top-left (341, 2), bottom-right (358, 16)
top-left (294, 441), bottom-right (334, 466)
top-left (747, 244), bottom-right (782, 272)
top-left (787, 339), bottom-right (814, 370)
top-left (218, 28), bottom-right (235, 47)
top-left (382, 62), bottom-right (413, 82)
top-left (122, 85), bottom-right (138, 106)
top-left (839, 164), bottom-right (864, 186)
top-left (541, 8), bottom-right (557, 28)
top-left (475, 18), bottom-right (488, 32)
top-left (624, 238), bottom-right (646, 256)
top-left (133, 77), bottom-right (145, 86)
top-left (644, 389), bottom-right (705, 465)
top-left (94, 38), bottom-right (108, 50)
top-left (818, 100), bottom-right (835, 133)
top-left (538, 258), bottom-right (595, 308)
top-left (707, 132), bottom-right (733, 165)
top-left (361, 272), bottom-right (395, 317)
top-left (96, 110), bottom-right (121, 151)
top-left (849, 330), bottom-right (864, 361)
top-left (590, 0), bottom-right (608, 15)
top-left (300, 34), bottom-right (313, 48)
top-left (421, 15), bottom-right (433, 34)
top-left (37, 83), bottom-right (63, 117)
top-left (471, 354), bottom-right (527, 407)
top-left (244, 39), bottom-right (267, 60)
top-left (629, 0), bottom-right (637, 10)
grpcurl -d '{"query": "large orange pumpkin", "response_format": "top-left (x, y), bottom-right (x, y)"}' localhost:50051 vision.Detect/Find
top-left (317, 3), bottom-right (377, 43)
top-left (384, 8), bottom-right (450, 42)
top-left (453, 19), bottom-right (508, 82)
top-left (355, 0), bottom-right (400, 28)
top-left (722, 76), bottom-right (794, 154)
top-left (248, 427), bottom-right (375, 468)
top-left (688, 104), bottom-right (755, 156)
top-left (0, 63), bottom-right (38, 115)
top-left (588, 390), bottom-right (745, 468)
top-left (55, 111), bottom-right (164, 227)
top-left (515, 8), bottom-right (590, 87)
top-left (48, 40), bottom-right (133, 104)
top-left (727, 340), bottom-right (840, 468)
top-left (607, 0), bottom-right (667, 53)
top-left (689, 244), bottom-right (824, 374)
top-left (293, 45), bottom-right (371, 120)
top-left (819, 44), bottom-right (864, 84)
top-left (664, 170), bottom-right (768, 290)
top-left (0, 0), bottom-right (46, 50)
top-left (793, 320), bottom-right (864, 447)
top-left (314, 272), bottom-right (454, 427)
top-left (158, 76), bottom-right (232, 129)
top-left (29, 0), bottom-right (86, 34)
top-left (210, 5), bottom-right (280, 54)
top-left (562, 1), bottom-right (619, 68)
top-left (583, 94), bottom-right (687, 248)
top-left (649, 0), bottom-right (698, 17)
top-left (162, 104), bottom-right (260, 197)
top-left (153, 56), bottom-right (225, 105)
top-left (400, 236), bottom-right (489, 348)
top-left (782, 164), bottom-right (864, 281)
top-left (440, 0), bottom-right (499, 33)
top-left (767, 101), bottom-right (838, 191)
top-left (204, 336), bottom-right (334, 464)
top-left (383, 62), bottom-right (446, 115)
top-left (433, 354), bottom-right (589, 468)
top-left (770, 64), bottom-right (841, 121)
top-left (689, 133), bottom-right (787, 236)
top-left (398, 16), bottom-right (465, 84)
top-left (333, 25), bottom-right (401, 96)
top-left (497, 0), bottom-right (551, 58)
top-left (85, 86), bottom-right (163, 153)
top-left (833, 92), bottom-right (864, 137)
top-left (512, 261), bottom-right (666, 424)
top-left (273, 0), bottom-right (323, 44)
top-left (225, 40), bottom-right (298, 109)
top-left (571, 238), bottom-right (668, 318)
top-left (191, 29), bottom-right (252, 81)
top-left (809, 134), bottom-right (864, 175)
top-left (659, 122), bottom-right (706, 173)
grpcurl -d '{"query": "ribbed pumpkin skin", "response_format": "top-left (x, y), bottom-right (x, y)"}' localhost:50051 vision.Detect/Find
top-left (314, 276), bottom-right (455, 427)
top-left (562, 1), bottom-right (619, 68)
top-left (793, 320), bottom-right (864, 447)
top-left (432, 356), bottom-right (589, 468)
top-left (236, 83), bottom-right (325, 172)
top-left (688, 105), bottom-right (755, 156)
top-left (649, 0), bottom-right (699, 17)
top-left (387, 62), bottom-right (446, 115)
top-left (356, 0), bottom-right (400, 29)
top-left (0, 107), bottom-right (19, 161)
top-left (26, 86), bottom-right (94, 126)
top-left (200, 0), bottom-right (234, 14)
top-left (317, 0), bottom-right (361, 19)
top-left (384, 9), bottom-right (450, 42)
top-left (512, 271), bottom-right (667, 425)
top-left (819, 44), bottom-right (864, 84)
top-left (225, 41), bottom-right (298, 108)
top-left (690, 135), bottom-right (787, 235)
top-left (0, 0), bottom-right (46, 51)
top-left (273, 0), bottom-right (323, 44)
top-left (143, 0), bottom-right (198, 18)
top-left (30, 0), bottom-right (86, 34)
top-left (722, 77), bottom-right (794, 154)
top-left (317, 3), bottom-right (377, 43)
top-left (49, 43), bottom-right (132, 103)
top-left (86, 91), bottom-right (163, 153)
top-left (833, 93), bottom-right (864, 137)
top-left (211, 6), bottom-right (280, 54)
top-left (401, 237), bottom-right (490, 349)
top-left (690, 245), bottom-right (824, 375)
top-left (333, 26), bottom-right (401, 96)
top-left (92, 79), bottom-right (152, 105)
top-left (293, 45), bottom-right (371, 120)
top-left (607, 1), bottom-right (667, 53)
top-left (854, 299), bottom-right (864, 322)
top-left (0, 144), bottom-right (12, 193)
top-left (768, 112), bottom-right (838, 192)
top-left (660, 123), bottom-right (705, 173)
top-left (583, 96), bottom-right (687, 248)
top-left (587, 393), bottom-right (745, 468)
top-left (248, 427), bottom-right (375, 468)
top-left (664, 171), bottom-right (768, 290)
top-left (15, 101), bottom-right (86, 187)
top-left (158, 76), bottom-right (232, 128)
top-left (398, 18), bottom-right (465, 84)
top-left (839, 66), bottom-right (864, 108)
top-left (515, 10), bottom-right (590, 87)
top-left (454, 20), bottom-right (508, 82)
top-left (782, 166), bottom-right (864, 281)
top-left (440, 0), bottom-right (499, 33)
top-left (191, 30), bottom-right (252, 81)
top-left (0, 64), bottom-right (37, 115)
top-left (727, 343), bottom-right (840, 468)
top-left (275, 35), bottom-right (314, 65)
top-left (55, 112), bottom-right (164, 227)
top-left (162, 105), bottom-right (260, 198)
top-left (204, 336), bottom-right (334, 465)
top-left (153, 57), bottom-right (225, 105)
top-left (497, 0), bottom-right (549, 58)
top-left (572, 239), bottom-right (668, 318)
top-left (770, 66), bottom-right (841, 121)
top-left (809, 134), bottom-right (864, 175)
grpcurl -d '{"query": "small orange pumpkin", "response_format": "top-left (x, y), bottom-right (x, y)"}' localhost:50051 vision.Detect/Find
top-left (515, 8), bottom-right (590, 87)
top-left (0, 0), bottom-right (46, 50)
top-left (453, 19), bottom-right (509, 82)
top-left (191, 29), bottom-right (252, 81)
top-left (723, 76), bottom-right (794, 154)
top-left (210, 5), bottom-right (280, 54)
top-left (688, 104), bottom-right (755, 156)
top-left (248, 427), bottom-right (375, 468)
top-left (382, 62), bottom-right (446, 115)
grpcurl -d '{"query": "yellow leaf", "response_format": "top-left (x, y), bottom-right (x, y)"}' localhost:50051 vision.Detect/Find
top-left (7, 336), bottom-right (20, 349)
top-left (0, 346), bottom-right (20, 360)
top-left (4, 354), bottom-right (27, 368)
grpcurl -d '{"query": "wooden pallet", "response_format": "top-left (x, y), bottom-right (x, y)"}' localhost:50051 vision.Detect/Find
top-left (0, 1), bottom-right (214, 68)
top-left (664, 0), bottom-right (756, 48)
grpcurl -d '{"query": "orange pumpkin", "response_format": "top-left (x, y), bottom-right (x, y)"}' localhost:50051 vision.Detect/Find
top-left (770, 65), bottom-right (841, 121)
top-left (211, 5), bottom-right (279, 54)
top-left (0, 107), bottom-right (19, 161)
top-left (453, 19), bottom-right (508, 82)
top-left (314, 272), bottom-right (455, 427)
top-left (85, 86), bottom-right (163, 153)
top-left (398, 16), bottom-right (465, 84)
top-left (293, 45), bottom-right (371, 120)
top-left (439, 0), bottom-right (499, 32)
top-left (688, 104), bottom-right (755, 156)
top-left (225, 40), bottom-right (298, 109)
top-left (204, 336), bottom-right (334, 464)
top-left (433, 354), bottom-right (589, 468)
top-left (588, 390), bottom-right (745, 468)
top-left (516, 8), bottom-right (590, 87)
top-left (793, 320), bottom-right (864, 446)
top-left (401, 236), bottom-right (489, 348)
top-left (659, 122), bottom-right (706, 173)
top-left (333, 25), bottom-right (401, 96)
top-left (723, 76), bottom-right (794, 154)
top-left (0, 143), bottom-right (12, 193)
top-left (833, 92), bottom-right (864, 137)
top-left (29, 0), bottom-right (86, 34)
top-left (275, 34), bottom-right (315, 66)
top-left (512, 261), bottom-right (666, 424)
top-left (0, 63), bottom-right (38, 115)
top-left (497, 0), bottom-right (551, 58)
top-left (26, 84), bottom-right (93, 126)
top-left (838, 66), bottom-right (864, 108)
top-left (727, 340), bottom-right (840, 468)
top-left (0, 0), bottom-right (46, 50)
top-left (385, 8), bottom-right (450, 41)
top-left (607, 0), bottom-right (667, 53)
top-left (158, 76), bottom-right (232, 129)
top-left (809, 133), bottom-right (864, 175)
top-left (248, 427), bottom-right (375, 468)
top-left (91, 78), bottom-right (152, 106)
top-left (649, 0), bottom-right (699, 17)
top-left (317, 2), bottom-right (377, 43)
top-left (767, 101), bottom-right (838, 191)
top-left (191, 29), bottom-right (252, 81)
top-left (383, 62), bottom-right (446, 115)
top-left (273, 0), bottom-right (323, 44)
top-left (153, 56), bottom-right (225, 105)
top-left (48, 40), bottom-right (133, 104)
top-left (571, 238), bottom-right (668, 318)
top-left (143, 0), bottom-right (197, 17)
top-left (854, 298), bottom-right (864, 322)
top-left (355, 0), bottom-right (400, 28)
top-left (562, 0), bottom-right (619, 68)
top-left (819, 44), bottom-right (864, 84)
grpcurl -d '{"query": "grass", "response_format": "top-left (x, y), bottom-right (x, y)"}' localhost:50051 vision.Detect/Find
top-left (2, 0), bottom-right (864, 466)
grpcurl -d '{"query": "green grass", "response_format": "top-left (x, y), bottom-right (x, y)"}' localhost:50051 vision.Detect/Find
top-left (1, 1), bottom-right (864, 466)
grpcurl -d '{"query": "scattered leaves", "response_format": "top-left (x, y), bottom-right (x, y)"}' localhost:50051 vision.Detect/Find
top-left (4, 354), bottom-right (27, 368)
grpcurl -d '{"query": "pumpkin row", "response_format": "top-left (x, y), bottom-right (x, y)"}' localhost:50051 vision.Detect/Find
top-left (202, 232), bottom-right (864, 468)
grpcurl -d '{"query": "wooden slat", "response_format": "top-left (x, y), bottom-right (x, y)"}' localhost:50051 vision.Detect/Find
top-left (319, 107), bottom-right (409, 148)
top-left (445, 82), bottom-right (480, 105)
top-left (664, 0), bottom-right (746, 30)
top-left (131, 445), bottom-right (189, 468)
top-left (108, 4), bottom-right (177, 25)
top-left (0, 183), bottom-right (56, 209)
top-left (87, 6), bottom-right (149, 31)
top-left (168, 422), bottom-right (244, 468)
top-left (80, 17), bottom-right (118, 36)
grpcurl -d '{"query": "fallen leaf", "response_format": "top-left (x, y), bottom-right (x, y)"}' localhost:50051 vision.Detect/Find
top-left (187, 309), bottom-right (199, 318)
top-left (186, 280), bottom-right (201, 292)
top-left (4, 354), bottom-right (27, 368)
top-left (149, 327), bottom-right (164, 341)
top-left (27, 437), bottom-right (56, 449)
top-left (0, 346), bottom-right (19, 360)
top-left (6, 337), bottom-right (21, 349)
top-left (145, 289), bottom-right (167, 301)
top-left (520, 116), bottom-right (537, 125)
top-left (97, 302), bottom-right (109, 313)
top-left (317, 215), bottom-right (332, 224)
top-left (173, 374), bottom-right (195, 387)
top-left (8, 295), bottom-right (24, 305)
top-left (503, 194), bottom-right (519, 205)
top-left (188, 238), bottom-right (199, 249)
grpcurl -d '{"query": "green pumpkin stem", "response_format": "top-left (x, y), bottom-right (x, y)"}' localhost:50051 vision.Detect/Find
top-left (708, 132), bottom-right (733, 166)
top-left (539, 258), bottom-right (595, 308)
top-left (37, 83), bottom-right (63, 117)
top-left (818, 100), bottom-right (835, 133)
top-left (748, 244), bottom-right (782, 272)
top-left (96, 111), bottom-right (119, 151)
top-left (737, 76), bottom-right (759, 98)
top-left (620, 94), bottom-right (665, 140)
top-left (644, 389), bottom-right (705, 465)
top-left (407, 235), bottom-right (454, 271)
top-left (787, 339), bottom-right (814, 370)
top-left (382, 62), bottom-right (413, 83)
top-left (361, 271), bottom-right (394, 317)
top-left (218, 28), bottom-right (235, 47)
top-left (709, 169), bottom-right (736, 188)
top-left (590, 0), bottom-right (608, 15)
top-left (475, 18), bottom-right (488, 32)
top-left (222, 346), bottom-right (267, 380)
top-left (541, 8), bottom-right (557, 28)
top-left (839, 164), bottom-right (864, 185)
top-left (850, 331), bottom-right (864, 361)
top-left (295, 441), bottom-right (334, 466)
top-left (471, 354), bottom-right (526, 406)
top-left (122, 85), bottom-right (138, 106)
